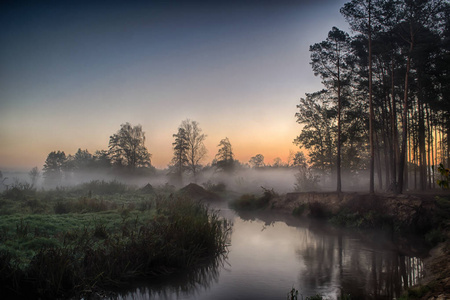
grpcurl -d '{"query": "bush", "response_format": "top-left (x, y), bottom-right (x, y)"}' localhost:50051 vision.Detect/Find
top-left (230, 187), bottom-right (275, 211)
top-left (292, 204), bottom-right (306, 216)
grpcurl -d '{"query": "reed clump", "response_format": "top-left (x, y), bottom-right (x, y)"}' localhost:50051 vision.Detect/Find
top-left (0, 185), bottom-right (230, 299)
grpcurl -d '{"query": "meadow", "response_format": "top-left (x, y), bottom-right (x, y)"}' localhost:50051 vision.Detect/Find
top-left (0, 180), bottom-right (230, 299)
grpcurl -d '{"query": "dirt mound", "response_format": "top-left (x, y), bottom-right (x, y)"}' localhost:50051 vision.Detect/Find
top-left (178, 183), bottom-right (221, 201)
top-left (140, 183), bottom-right (155, 194)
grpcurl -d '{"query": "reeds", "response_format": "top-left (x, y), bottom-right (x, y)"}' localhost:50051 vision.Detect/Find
top-left (0, 192), bottom-right (231, 299)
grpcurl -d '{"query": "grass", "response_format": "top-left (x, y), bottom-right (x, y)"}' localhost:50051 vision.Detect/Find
top-left (0, 180), bottom-right (231, 299)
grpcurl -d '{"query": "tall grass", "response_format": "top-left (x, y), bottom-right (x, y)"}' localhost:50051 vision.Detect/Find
top-left (0, 184), bottom-right (231, 299)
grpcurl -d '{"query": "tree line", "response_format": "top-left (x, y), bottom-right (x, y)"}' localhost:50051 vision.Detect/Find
top-left (39, 120), bottom-right (307, 187)
top-left (295, 0), bottom-right (450, 193)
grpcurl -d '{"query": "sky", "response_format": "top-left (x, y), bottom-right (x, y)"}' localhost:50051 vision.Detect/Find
top-left (0, 0), bottom-right (349, 170)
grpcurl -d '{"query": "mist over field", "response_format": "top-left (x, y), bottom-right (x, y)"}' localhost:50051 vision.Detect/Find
top-left (0, 164), bottom-right (373, 197)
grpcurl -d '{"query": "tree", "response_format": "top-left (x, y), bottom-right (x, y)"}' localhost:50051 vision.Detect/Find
top-left (108, 123), bottom-right (152, 170)
top-left (294, 90), bottom-right (336, 173)
top-left (272, 157), bottom-right (283, 168)
top-left (73, 148), bottom-right (93, 171)
top-left (215, 137), bottom-right (235, 172)
top-left (43, 150), bottom-right (67, 185)
top-left (28, 167), bottom-right (40, 187)
top-left (291, 151), bottom-right (308, 169)
top-left (341, 0), bottom-right (377, 193)
top-left (249, 154), bottom-right (265, 168)
top-left (92, 150), bottom-right (112, 169)
top-left (180, 119), bottom-right (207, 181)
top-left (310, 26), bottom-right (354, 192)
top-left (170, 127), bottom-right (189, 184)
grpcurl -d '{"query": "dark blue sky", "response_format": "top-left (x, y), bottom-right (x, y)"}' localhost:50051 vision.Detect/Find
top-left (0, 0), bottom-right (349, 169)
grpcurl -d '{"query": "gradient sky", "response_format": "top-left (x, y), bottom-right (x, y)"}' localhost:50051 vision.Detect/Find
top-left (0, 0), bottom-right (349, 170)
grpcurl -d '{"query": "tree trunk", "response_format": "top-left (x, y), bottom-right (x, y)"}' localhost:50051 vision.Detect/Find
top-left (368, 0), bottom-right (375, 194)
top-left (390, 58), bottom-right (399, 188)
top-left (398, 28), bottom-right (414, 194)
top-left (417, 78), bottom-right (427, 191)
top-left (337, 58), bottom-right (342, 193)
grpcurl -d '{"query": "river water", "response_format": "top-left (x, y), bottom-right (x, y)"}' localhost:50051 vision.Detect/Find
top-left (114, 207), bottom-right (427, 300)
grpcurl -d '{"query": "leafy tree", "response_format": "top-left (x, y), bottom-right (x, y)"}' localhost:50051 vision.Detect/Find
top-left (73, 148), bottom-right (93, 171)
top-left (294, 90), bottom-right (336, 173)
top-left (108, 123), bottom-right (152, 170)
top-left (43, 150), bottom-right (67, 185)
top-left (180, 119), bottom-right (207, 181)
top-left (170, 127), bottom-right (189, 184)
top-left (249, 154), bottom-right (265, 168)
top-left (215, 137), bottom-right (234, 172)
top-left (92, 150), bottom-right (111, 169)
top-left (291, 151), bottom-right (308, 169)
top-left (272, 157), bottom-right (283, 168)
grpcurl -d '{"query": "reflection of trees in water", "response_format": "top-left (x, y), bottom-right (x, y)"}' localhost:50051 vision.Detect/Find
top-left (296, 233), bottom-right (424, 299)
top-left (113, 237), bottom-right (231, 300)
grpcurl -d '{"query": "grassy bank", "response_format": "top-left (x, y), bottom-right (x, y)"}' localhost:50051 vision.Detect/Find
top-left (0, 181), bottom-right (230, 299)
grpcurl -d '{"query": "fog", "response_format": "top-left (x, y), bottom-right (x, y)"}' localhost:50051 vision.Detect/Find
top-left (0, 166), bottom-right (373, 196)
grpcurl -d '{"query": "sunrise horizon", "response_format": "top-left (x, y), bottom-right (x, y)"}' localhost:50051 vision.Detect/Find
top-left (1, 0), bottom-right (348, 172)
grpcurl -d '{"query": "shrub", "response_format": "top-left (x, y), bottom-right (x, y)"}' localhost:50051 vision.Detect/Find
top-left (292, 204), bottom-right (306, 216)
top-left (230, 187), bottom-right (275, 211)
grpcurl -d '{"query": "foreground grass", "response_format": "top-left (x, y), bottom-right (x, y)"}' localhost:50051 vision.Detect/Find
top-left (0, 182), bottom-right (230, 299)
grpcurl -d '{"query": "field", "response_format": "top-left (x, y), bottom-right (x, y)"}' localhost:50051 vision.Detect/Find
top-left (0, 180), bottom-right (230, 299)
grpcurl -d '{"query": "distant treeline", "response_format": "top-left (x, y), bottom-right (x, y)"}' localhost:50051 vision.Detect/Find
top-left (38, 120), bottom-right (308, 187)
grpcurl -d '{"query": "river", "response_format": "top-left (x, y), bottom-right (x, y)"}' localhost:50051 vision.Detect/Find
top-left (113, 206), bottom-right (428, 300)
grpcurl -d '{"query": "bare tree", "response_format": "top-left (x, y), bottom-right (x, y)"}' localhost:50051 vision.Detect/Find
top-left (28, 167), bottom-right (40, 188)
top-left (180, 119), bottom-right (207, 181)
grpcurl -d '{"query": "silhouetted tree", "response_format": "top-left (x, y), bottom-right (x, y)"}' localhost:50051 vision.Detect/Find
top-left (249, 154), bottom-right (265, 168)
top-left (93, 150), bottom-right (111, 169)
top-left (170, 127), bottom-right (189, 184)
top-left (215, 137), bottom-right (234, 172)
top-left (43, 150), bottom-right (67, 185)
top-left (73, 148), bottom-right (93, 171)
top-left (108, 123), bottom-right (152, 170)
top-left (310, 26), bottom-right (354, 192)
top-left (180, 119), bottom-right (207, 181)
top-left (291, 151), bottom-right (308, 169)
top-left (294, 90), bottom-right (336, 173)
top-left (341, 0), bottom-right (377, 193)
top-left (272, 157), bottom-right (283, 168)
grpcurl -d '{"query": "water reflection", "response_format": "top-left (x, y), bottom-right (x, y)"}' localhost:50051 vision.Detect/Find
top-left (113, 247), bottom-right (228, 300)
top-left (116, 210), bottom-right (427, 300)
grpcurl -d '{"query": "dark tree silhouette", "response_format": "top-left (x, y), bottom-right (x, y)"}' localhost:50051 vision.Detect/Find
top-left (43, 151), bottom-right (67, 185)
top-left (341, 0), bottom-right (376, 193)
top-left (249, 154), bottom-right (265, 168)
top-left (108, 123), bottom-right (152, 170)
top-left (215, 137), bottom-right (235, 173)
top-left (310, 26), bottom-right (353, 192)
top-left (170, 127), bottom-right (189, 184)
